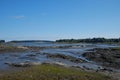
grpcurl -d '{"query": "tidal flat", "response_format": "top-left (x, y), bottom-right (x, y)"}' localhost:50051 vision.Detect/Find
top-left (0, 42), bottom-right (120, 80)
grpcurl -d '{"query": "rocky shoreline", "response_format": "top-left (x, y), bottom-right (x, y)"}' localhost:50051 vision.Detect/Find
top-left (83, 47), bottom-right (120, 69)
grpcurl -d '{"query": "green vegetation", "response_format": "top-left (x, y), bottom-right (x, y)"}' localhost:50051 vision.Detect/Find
top-left (0, 64), bottom-right (114, 80)
top-left (56, 38), bottom-right (120, 43)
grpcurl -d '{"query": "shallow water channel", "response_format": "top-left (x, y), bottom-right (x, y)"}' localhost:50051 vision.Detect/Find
top-left (0, 42), bottom-right (118, 71)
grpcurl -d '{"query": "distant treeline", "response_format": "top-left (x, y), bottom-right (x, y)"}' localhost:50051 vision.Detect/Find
top-left (56, 38), bottom-right (120, 43)
top-left (10, 40), bottom-right (54, 43)
top-left (0, 40), bottom-right (5, 43)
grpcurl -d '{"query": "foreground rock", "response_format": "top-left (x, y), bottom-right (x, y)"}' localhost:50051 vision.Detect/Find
top-left (83, 48), bottom-right (120, 69)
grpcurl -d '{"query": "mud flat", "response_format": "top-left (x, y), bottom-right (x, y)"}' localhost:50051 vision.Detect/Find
top-left (0, 45), bottom-right (28, 53)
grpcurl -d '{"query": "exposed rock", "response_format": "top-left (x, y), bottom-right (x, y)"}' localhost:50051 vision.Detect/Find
top-left (41, 61), bottom-right (66, 66)
top-left (5, 61), bottom-right (66, 68)
top-left (83, 48), bottom-right (120, 69)
top-left (5, 62), bottom-right (41, 67)
top-left (17, 46), bottom-right (28, 49)
top-left (46, 53), bottom-right (86, 63)
top-left (5, 62), bottom-right (31, 67)
top-left (27, 54), bottom-right (37, 57)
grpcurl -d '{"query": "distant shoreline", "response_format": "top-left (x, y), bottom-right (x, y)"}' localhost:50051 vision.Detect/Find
top-left (56, 38), bottom-right (120, 44)
top-left (9, 40), bottom-right (54, 43)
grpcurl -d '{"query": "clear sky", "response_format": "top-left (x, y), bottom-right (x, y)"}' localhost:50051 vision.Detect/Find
top-left (0, 0), bottom-right (120, 41)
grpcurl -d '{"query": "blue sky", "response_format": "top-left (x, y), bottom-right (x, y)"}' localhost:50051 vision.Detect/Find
top-left (0, 0), bottom-right (120, 40)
